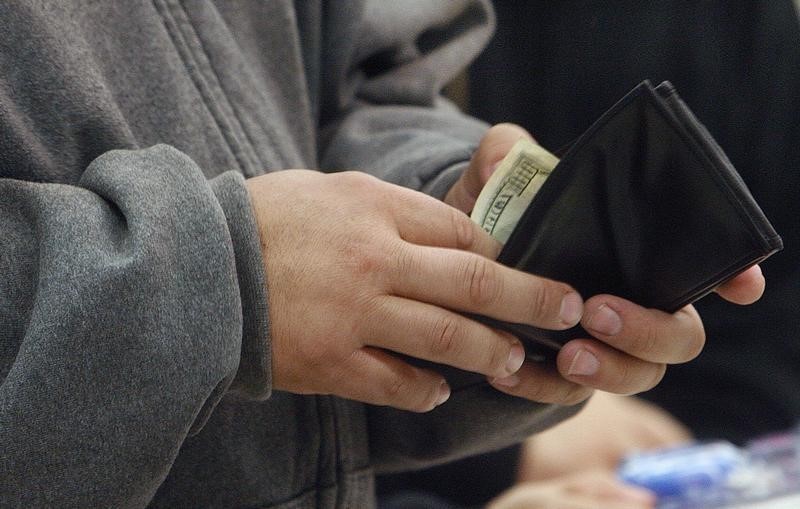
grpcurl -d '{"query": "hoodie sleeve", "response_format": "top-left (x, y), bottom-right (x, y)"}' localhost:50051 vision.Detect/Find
top-left (317, 0), bottom-right (493, 198)
top-left (0, 145), bottom-right (271, 507)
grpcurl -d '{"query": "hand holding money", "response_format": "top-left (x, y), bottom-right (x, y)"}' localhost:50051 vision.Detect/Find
top-left (444, 121), bottom-right (765, 402)
top-left (246, 169), bottom-right (593, 410)
top-left (470, 138), bottom-right (560, 244)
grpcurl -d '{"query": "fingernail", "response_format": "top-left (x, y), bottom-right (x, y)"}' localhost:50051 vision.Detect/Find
top-left (491, 373), bottom-right (519, 387)
top-left (559, 292), bottom-right (583, 326)
top-left (586, 303), bottom-right (622, 336)
top-left (436, 382), bottom-right (451, 407)
top-left (567, 349), bottom-right (599, 377)
top-left (506, 342), bottom-right (526, 374)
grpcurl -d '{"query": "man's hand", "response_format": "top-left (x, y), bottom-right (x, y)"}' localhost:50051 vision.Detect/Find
top-left (246, 170), bottom-right (584, 412)
top-left (446, 123), bottom-right (766, 401)
top-left (445, 123), bottom-right (533, 214)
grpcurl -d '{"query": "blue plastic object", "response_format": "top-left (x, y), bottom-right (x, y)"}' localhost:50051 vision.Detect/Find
top-left (619, 441), bottom-right (744, 499)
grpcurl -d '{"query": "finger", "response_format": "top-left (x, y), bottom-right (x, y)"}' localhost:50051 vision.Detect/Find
top-left (580, 295), bottom-right (705, 364)
top-left (391, 244), bottom-right (584, 330)
top-left (488, 359), bottom-right (593, 405)
top-left (361, 295), bottom-right (526, 378)
top-left (335, 347), bottom-right (450, 412)
top-left (387, 185), bottom-right (503, 259)
top-left (556, 339), bottom-right (667, 395)
top-left (444, 168), bottom-right (484, 214)
top-left (715, 265), bottom-right (765, 304)
top-left (471, 123), bottom-right (536, 185)
top-left (447, 123), bottom-right (536, 213)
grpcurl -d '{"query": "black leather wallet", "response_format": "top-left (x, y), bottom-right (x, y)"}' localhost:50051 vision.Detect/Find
top-left (481, 81), bottom-right (783, 360)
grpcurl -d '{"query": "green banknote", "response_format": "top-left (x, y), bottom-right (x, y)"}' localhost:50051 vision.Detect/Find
top-left (470, 139), bottom-right (559, 243)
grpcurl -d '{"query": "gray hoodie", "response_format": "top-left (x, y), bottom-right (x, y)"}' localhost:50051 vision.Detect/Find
top-left (0, 1), bottom-right (576, 507)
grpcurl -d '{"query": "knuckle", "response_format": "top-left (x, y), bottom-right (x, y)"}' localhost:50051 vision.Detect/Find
top-left (464, 256), bottom-right (502, 308)
top-left (350, 242), bottom-right (390, 278)
top-left (638, 322), bottom-right (662, 358)
top-left (560, 385), bottom-right (593, 406)
top-left (392, 242), bottom-right (417, 278)
top-left (486, 123), bottom-right (507, 137)
top-left (623, 363), bottom-right (667, 395)
top-left (386, 374), bottom-right (438, 412)
top-left (614, 359), bottom-right (665, 395)
top-left (525, 381), bottom-right (554, 403)
top-left (430, 316), bottom-right (460, 357)
top-left (353, 294), bottom-right (385, 337)
top-left (344, 240), bottom-right (398, 293)
top-left (449, 207), bottom-right (476, 251)
top-left (503, 368), bottom-right (552, 403)
top-left (494, 122), bottom-right (530, 137)
top-left (523, 376), bottom-right (582, 405)
top-left (526, 281), bottom-right (552, 322)
top-left (484, 123), bottom-right (529, 147)
top-left (648, 363), bottom-right (667, 391)
top-left (486, 334), bottom-right (511, 377)
top-left (340, 170), bottom-right (377, 188)
top-left (683, 319), bottom-right (706, 362)
top-left (385, 374), bottom-right (408, 400)
top-left (613, 358), bottom-right (638, 394)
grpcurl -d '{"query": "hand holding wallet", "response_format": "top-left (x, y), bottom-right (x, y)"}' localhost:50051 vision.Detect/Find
top-left (476, 81), bottom-right (783, 360)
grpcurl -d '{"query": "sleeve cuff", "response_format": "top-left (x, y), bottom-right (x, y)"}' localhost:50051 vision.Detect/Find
top-left (421, 161), bottom-right (469, 200)
top-left (210, 171), bottom-right (272, 400)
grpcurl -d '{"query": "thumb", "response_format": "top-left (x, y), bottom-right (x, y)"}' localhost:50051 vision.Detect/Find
top-left (445, 123), bottom-right (535, 213)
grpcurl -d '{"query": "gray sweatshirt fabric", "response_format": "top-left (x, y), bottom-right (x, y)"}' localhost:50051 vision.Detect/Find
top-left (0, 1), bottom-right (578, 507)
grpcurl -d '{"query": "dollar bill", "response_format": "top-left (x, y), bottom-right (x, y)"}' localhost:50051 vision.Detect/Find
top-left (470, 139), bottom-right (560, 243)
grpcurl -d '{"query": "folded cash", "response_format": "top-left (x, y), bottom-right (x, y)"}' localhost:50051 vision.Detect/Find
top-left (470, 139), bottom-right (560, 243)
